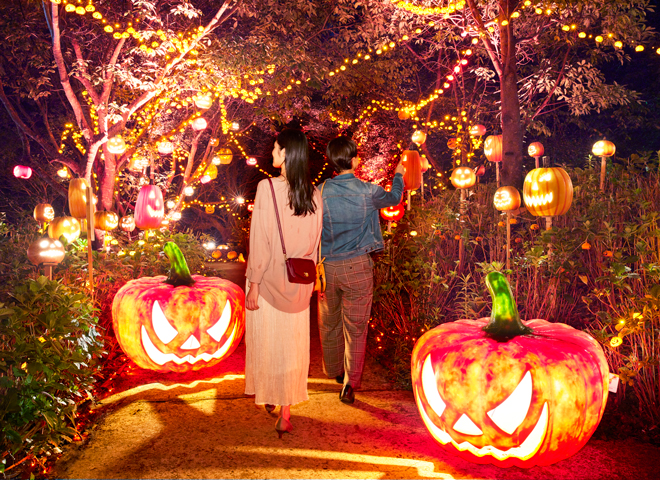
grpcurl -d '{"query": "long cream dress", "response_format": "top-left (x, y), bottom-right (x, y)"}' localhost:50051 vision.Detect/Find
top-left (244, 176), bottom-right (322, 406)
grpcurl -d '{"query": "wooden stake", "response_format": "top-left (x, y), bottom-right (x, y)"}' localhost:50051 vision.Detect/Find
top-left (599, 156), bottom-right (607, 192)
top-left (534, 156), bottom-right (540, 169)
top-left (86, 184), bottom-right (94, 291)
top-left (506, 212), bottom-right (511, 271)
top-left (407, 190), bottom-right (412, 211)
top-left (458, 189), bottom-right (467, 273)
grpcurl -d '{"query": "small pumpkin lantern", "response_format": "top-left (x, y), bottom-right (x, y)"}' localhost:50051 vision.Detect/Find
top-left (210, 138), bottom-right (219, 147)
top-left (380, 203), bottom-right (404, 222)
top-left (412, 130), bottom-right (427, 146)
top-left (13, 165), bottom-right (32, 179)
top-left (158, 141), bottom-right (174, 155)
top-left (34, 203), bottom-right (55, 224)
top-left (112, 242), bottom-right (246, 372)
top-left (469, 125), bottom-right (486, 136)
top-left (94, 211), bottom-right (119, 231)
top-left (450, 167), bottom-right (476, 189)
top-left (528, 142), bottom-right (544, 158)
top-left (411, 272), bottom-right (609, 468)
top-left (120, 215), bottom-right (136, 232)
top-left (397, 109), bottom-right (410, 120)
top-left (246, 157), bottom-right (257, 166)
top-left (447, 138), bottom-right (460, 150)
top-left (493, 186), bottom-right (521, 212)
top-left (48, 216), bottom-right (81, 243)
top-left (135, 185), bottom-right (164, 229)
top-left (592, 140), bottom-right (615, 157)
top-left (107, 135), bottom-right (127, 154)
top-left (523, 167), bottom-right (573, 217)
top-left (68, 178), bottom-right (94, 219)
top-left (484, 135), bottom-right (503, 162)
top-left (193, 93), bottom-right (212, 109)
top-left (205, 205), bottom-right (216, 214)
top-left (401, 150), bottom-right (422, 191)
top-left (192, 117), bottom-right (207, 131)
top-left (203, 164), bottom-right (218, 181)
top-left (217, 148), bottom-right (233, 164)
top-left (227, 251), bottom-right (237, 260)
top-left (27, 237), bottom-right (65, 266)
top-left (211, 249), bottom-right (222, 259)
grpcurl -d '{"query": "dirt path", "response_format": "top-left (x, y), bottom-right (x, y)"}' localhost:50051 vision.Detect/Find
top-left (53, 265), bottom-right (660, 479)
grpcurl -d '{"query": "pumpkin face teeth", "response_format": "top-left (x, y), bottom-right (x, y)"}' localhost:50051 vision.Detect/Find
top-left (419, 355), bottom-right (548, 461)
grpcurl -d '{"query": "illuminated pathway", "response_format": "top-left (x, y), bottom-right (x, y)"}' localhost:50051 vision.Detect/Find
top-left (53, 293), bottom-right (659, 479)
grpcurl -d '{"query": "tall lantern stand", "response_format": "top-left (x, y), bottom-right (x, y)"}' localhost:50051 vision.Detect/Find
top-left (592, 140), bottom-right (615, 192)
top-left (528, 142), bottom-right (544, 169)
top-left (493, 186), bottom-right (521, 270)
top-left (450, 167), bottom-right (477, 272)
top-left (484, 135), bottom-right (503, 187)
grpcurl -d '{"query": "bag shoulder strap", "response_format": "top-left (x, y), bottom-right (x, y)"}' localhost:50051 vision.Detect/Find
top-left (268, 178), bottom-right (287, 259)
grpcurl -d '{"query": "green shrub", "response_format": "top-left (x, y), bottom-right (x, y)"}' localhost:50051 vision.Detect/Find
top-left (0, 277), bottom-right (103, 473)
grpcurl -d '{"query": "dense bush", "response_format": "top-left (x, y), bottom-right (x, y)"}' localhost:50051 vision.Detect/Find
top-left (369, 153), bottom-right (660, 441)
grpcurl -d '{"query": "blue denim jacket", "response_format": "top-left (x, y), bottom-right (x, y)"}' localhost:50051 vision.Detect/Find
top-left (320, 173), bottom-right (404, 261)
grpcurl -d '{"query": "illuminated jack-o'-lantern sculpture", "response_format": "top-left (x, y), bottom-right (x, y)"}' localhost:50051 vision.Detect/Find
top-left (193, 92), bottom-right (212, 110)
top-left (192, 117), bottom-right (207, 131)
top-left (112, 242), bottom-right (246, 372)
top-left (380, 203), bottom-right (405, 222)
top-left (210, 138), bottom-right (219, 147)
top-left (34, 203), bottom-right (55, 224)
top-left (469, 125), bottom-right (487, 136)
top-left (68, 178), bottom-right (95, 219)
top-left (420, 156), bottom-right (430, 173)
top-left (27, 237), bottom-right (66, 266)
top-left (246, 157), bottom-right (257, 166)
top-left (158, 141), bottom-right (174, 155)
top-left (527, 142), bottom-right (544, 158)
top-left (48, 216), bottom-right (81, 243)
top-left (592, 140), bottom-right (615, 157)
top-left (484, 135), bottom-right (503, 163)
top-left (120, 215), bottom-right (136, 232)
top-left (13, 165), bottom-right (32, 179)
top-left (412, 130), bottom-right (427, 146)
top-left (450, 167), bottom-right (476, 189)
top-left (203, 163), bottom-right (217, 181)
top-left (205, 205), bottom-right (216, 214)
top-left (447, 138), bottom-right (460, 150)
top-left (397, 109), bottom-right (410, 120)
top-left (135, 185), bottom-right (164, 229)
top-left (411, 272), bottom-right (608, 468)
top-left (523, 167), bottom-right (573, 217)
top-left (94, 211), bottom-right (119, 231)
top-left (401, 150), bottom-right (422, 190)
top-left (217, 148), bottom-right (233, 164)
top-left (107, 135), bottom-right (127, 155)
top-left (493, 186), bottom-right (521, 212)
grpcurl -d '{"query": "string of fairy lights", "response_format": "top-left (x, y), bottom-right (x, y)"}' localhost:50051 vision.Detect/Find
top-left (52, 0), bottom-right (660, 231)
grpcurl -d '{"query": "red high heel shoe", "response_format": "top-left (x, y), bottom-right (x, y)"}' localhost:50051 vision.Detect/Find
top-left (265, 404), bottom-right (275, 413)
top-left (275, 417), bottom-right (292, 439)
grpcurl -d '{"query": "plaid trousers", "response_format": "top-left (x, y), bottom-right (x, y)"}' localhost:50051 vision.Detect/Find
top-left (317, 254), bottom-right (373, 390)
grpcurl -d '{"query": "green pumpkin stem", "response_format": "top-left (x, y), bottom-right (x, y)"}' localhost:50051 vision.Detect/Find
top-left (163, 242), bottom-right (196, 287)
top-left (482, 271), bottom-right (532, 340)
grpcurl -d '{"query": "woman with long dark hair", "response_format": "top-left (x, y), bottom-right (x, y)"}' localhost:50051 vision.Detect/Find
top-left (244, 129), bottom-right (322, 438)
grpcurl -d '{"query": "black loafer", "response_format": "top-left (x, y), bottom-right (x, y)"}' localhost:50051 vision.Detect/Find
top-left (340, 384), bottom-right (355, 404)
top-left (335, 373), bottom-right (345, 384)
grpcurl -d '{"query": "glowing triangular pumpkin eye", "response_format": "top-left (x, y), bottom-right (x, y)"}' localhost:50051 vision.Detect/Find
top-left (453, 414), bottom-right (483, 436)
top-left (207, 302), bottom-right (231, 342)
top-left (421, 354), bottom-right (446, 417)
top-left (152, 301), bottom-right (178, 344)
top-left (487, 371), bottom-right (533, 435)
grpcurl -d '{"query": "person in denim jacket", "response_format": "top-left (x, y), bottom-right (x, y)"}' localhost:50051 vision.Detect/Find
top-left (318, 136), bottom-right (405, 404)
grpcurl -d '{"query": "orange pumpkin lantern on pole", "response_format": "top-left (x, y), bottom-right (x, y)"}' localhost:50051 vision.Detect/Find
top-left (450, 167), bottom-right (476, 190)
top-left (469, 125), bottom-right (486, 136)
top-left (592, 140), bottom-right (615, 192)
top-left (34, 203), bottom-right (55, 225)
top-left (411, 272), bottom-right (608, 468)
top-left (484, 135), bottom-right (503, 163)
top-left (527, 142), bottom-right (544, 168)
top-left (523, 167), bottom-right (573, 218)
top-left (94, 211), bottom-right (119, 231)
top-left (112, 242), bottom-right (245, 372)
top-left (401, 150), bottom-right (422, 191)
top-left (380, 203), bottom-right (404, 222)
top-left (120, 215), bottom-right (136, 232)
top-left (412, 130), bottom-right (427, 146)
top-left (493, 186), bottom-right (521, 270)
top-left (48, 216), bottom-right (81, 243)
top-left (68, 178), bottom-right (94, 219)
top-left (135, 185), bottom-right (164, 230)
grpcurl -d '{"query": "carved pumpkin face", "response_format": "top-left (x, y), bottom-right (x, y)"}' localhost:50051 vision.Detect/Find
top-left (48, 216), bottom-right (81, 243)
top-left (469, 125), bottom-right (486, 136)
top-left (107, 135), bottom-right (127, 154)
top-left (411, 130), bottom-right (427, 146)
top-left (135, 185), bottom-right (164, 229)
top-left (34, 203), bottom-right (55, 223)
top-left (484, 135), bottom-right (503, 162)
top-left (527, 142), bottom-right (544, 157)
top-left (411, 272), bottom-right (609, 468)
top-left (27, 237), bottom-right (65, 265)
top-left (120, 215), bottom-right (136, 232)
top-left (450, 167), bottom-right (476, 189)
top-left (592, 140), bottom-right (615, 157)
top-left (493, 186), bottom-right (521, 211)
top-left (447, 138), bottom-right (460, 150)
top-left (112, 244), bottom-right (245, 372)
top-left (380, 203), bottom-right (404, 221)
top-left (94, 211), bottom-right (119, 231)
top-left (523, 167), bottom-right (573, 217)
top-left (193, 93), bottom-right (212, 109)
top-left (158, 141), bottom-right (174, 155)
top-left (217, 148), bottom-right (233, 164)
top-left (68, 178), bottom-right (95, 219)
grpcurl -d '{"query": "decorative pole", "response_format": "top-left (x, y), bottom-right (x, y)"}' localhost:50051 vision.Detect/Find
top-left (86, 184), bottom-right (95, 291)
top-left (592, 139), bottom-right (615, 193)
top-left (493, 186), bottom-right (521, 272)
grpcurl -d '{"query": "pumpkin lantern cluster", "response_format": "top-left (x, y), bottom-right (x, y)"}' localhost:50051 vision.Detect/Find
top-left (112, 242), bottom-right (246, 372)
top-left (411, 272), bottom-right (609, 468)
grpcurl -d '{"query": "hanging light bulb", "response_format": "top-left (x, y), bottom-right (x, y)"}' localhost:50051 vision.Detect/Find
top-left (184, 185), bottom-right (195, 196)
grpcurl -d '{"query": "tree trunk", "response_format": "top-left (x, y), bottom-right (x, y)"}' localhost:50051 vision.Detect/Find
top-left (499, 12), bottom-right (524, 189)
top-left (99, 148), bottom-right (117, 211)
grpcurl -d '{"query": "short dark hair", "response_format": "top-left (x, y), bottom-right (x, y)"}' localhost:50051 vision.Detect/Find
top-left (326, 136), bottom-right (357, 173)
top-left (276, 129), bottom-right (316, 216)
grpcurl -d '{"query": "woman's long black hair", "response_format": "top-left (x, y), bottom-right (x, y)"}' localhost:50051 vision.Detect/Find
top-left (277, 129), bottom-right (316, 216)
